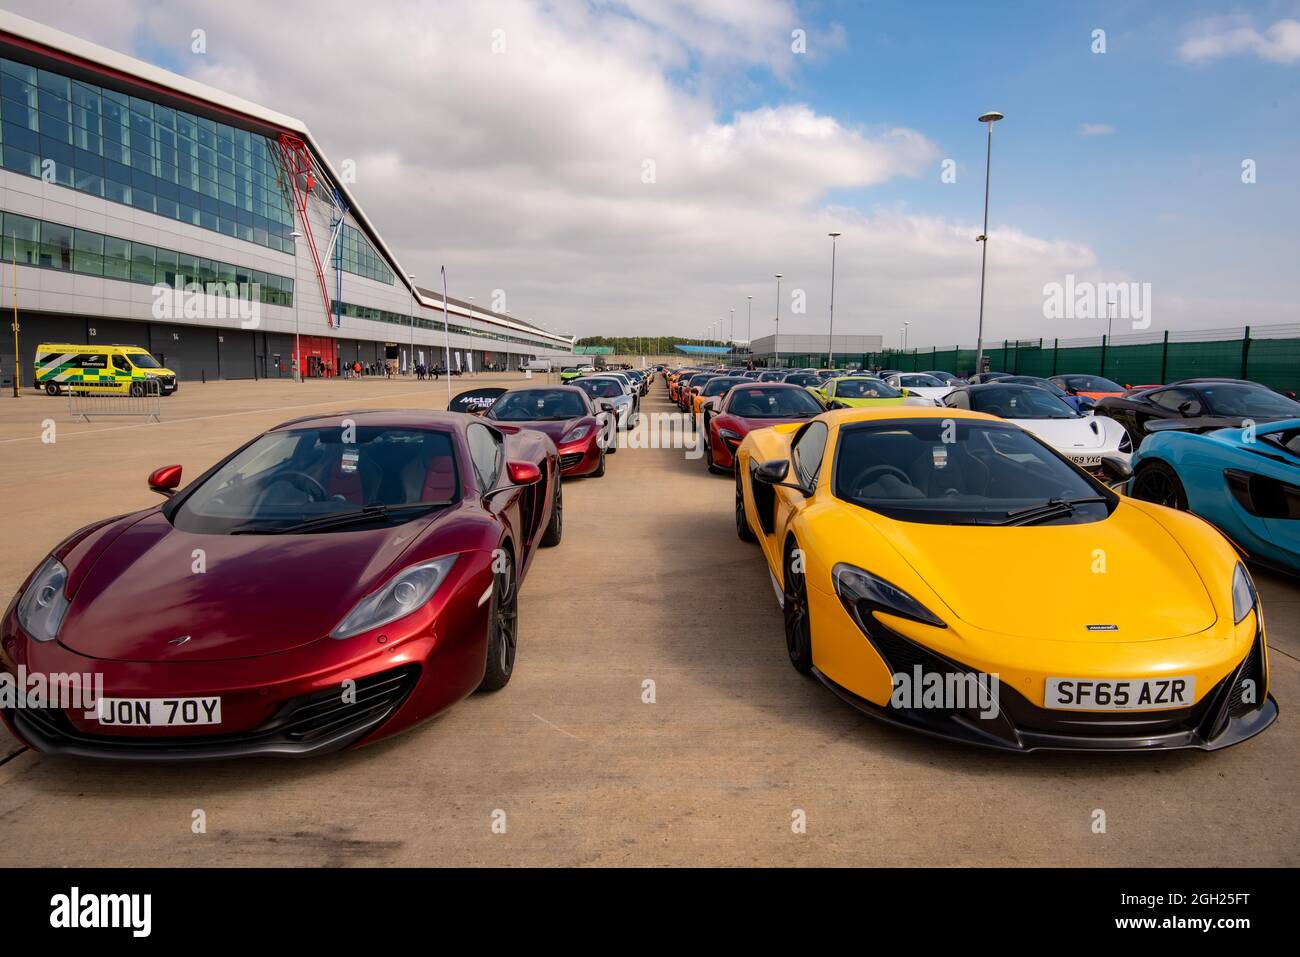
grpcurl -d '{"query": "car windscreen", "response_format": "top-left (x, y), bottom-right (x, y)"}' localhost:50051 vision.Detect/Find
top-left (758, 371), bottom-right (785, 381)
top-left (173, 427), bottom-right (459, 534)
top-left (836, 379), bottom-right (901, 399)
top-left (1201, 384), bottom-right (1300, 418)
top-left (834, 421), bottom-right (1110, 526)
top-left (783, 373), bottom-right (819, 386)
top-left (1063, 375), bottom-right (1123, 392)
top-left (703, 376), bottom-right (746, 396)
top-left (1001, 376), bottom-right (1066, 396)
top-left (897, 374), bottom-right (943, 387)
top-left (488, 389), bottom-right (588, 420)
top-left (969, 385), bottom-right (1078, 419)
top-left (575, 378), bottom-right (623, 399)
top-left (687, 374), bottom-right (717, 387)
top-left (728, 387), bottom-right (823, 418)
top-left (127, 352), bottom-right (161, 368)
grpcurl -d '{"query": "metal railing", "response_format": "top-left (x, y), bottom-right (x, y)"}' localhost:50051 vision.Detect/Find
top-left (68, 378), bottom-right (162, 422)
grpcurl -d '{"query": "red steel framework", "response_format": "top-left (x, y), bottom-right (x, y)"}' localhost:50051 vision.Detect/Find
top-left (274, 133), bottom-right (339, 328)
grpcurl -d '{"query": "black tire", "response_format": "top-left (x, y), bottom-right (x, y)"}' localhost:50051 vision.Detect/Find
top-left (1131, 460), bottom-right (1189, 511)
top-left (44, 382), bottom-right (59, 396)
top-left (707, 440), bottom-right (727, 475)
top-left (129, 382), bottom-right (145, 397)
top-left (591, 450), bottom-right (606, 478)
top-left (735, 471), bottom-right (757, 542)
top-left (540, 475), bottom-right (563, 547)
top-left (782, 539), bottom-right (814, 674)
top-left (477, 553), bottom-right (519, 692)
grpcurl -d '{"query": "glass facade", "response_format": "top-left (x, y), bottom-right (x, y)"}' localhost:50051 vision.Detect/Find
top-left (2, 210), bottom-right (294, 305)
top-left (339, 224), bottom-right (393, 284)
top-left (333, 299), bottom-right (566, 352)
top-left (0, 57), bottom-right (297, 253)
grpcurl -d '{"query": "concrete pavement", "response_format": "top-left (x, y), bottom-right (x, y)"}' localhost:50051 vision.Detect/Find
top-left (0, 375), bottom-right (1296, 865)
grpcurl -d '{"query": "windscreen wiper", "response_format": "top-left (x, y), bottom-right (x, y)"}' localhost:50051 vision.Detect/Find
top-left (233, 502), bottom-right (452, 535)
top-left (997, 495), bottom-right (1107, 527)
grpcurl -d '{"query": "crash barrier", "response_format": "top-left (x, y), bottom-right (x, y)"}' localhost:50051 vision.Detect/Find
top-left (68, 377), bottom-right (162, 422)
top-left (772, 324), bottom-right (1300, 394)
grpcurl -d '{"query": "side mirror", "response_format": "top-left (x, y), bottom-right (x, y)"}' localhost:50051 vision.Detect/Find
top-left (148, 464), bottom-right (182, 497)
top-left (753, 459), bottom-right (791, 485)
top-left (506, 461), bottom-right (542, 486)
top-left (1100, 454), bottom-right (1132, 484)
top-left (597, 401), bottom-right (616, 414)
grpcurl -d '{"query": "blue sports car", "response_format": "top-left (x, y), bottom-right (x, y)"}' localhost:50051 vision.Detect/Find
top-left (1130, 418), bottom-right (1300, 575)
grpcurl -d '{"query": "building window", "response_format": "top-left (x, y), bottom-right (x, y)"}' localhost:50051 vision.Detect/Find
top-left (0, 56), bottom-right (297, 255)
top-left (38, 221), bottom-right (73, 270)
top-left (1, 212), bottom-right (40, 265)
top-left (72, 229), bottom-right (103, 275)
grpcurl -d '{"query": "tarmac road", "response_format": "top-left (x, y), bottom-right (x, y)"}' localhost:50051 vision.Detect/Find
top-left (0, 374), bottom-right (1296, 865)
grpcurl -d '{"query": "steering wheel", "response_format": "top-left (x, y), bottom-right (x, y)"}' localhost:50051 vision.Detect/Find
top-left (851, 464), bottom-right (913, 496)
top-left (276, 470), bottom-right (330, 502)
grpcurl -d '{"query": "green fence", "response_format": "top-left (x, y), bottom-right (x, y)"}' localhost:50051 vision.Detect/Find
top-left (856, 326), bottom-right (1298, 392)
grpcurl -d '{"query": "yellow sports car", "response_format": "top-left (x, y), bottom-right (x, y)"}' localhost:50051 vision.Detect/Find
top-left (733, 405), bottom-right (1276, 752)
top-left (809, 376), bottom-right (921, 409)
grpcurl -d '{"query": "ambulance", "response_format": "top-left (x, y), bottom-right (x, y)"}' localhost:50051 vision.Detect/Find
top-left (33, 343), bottom-right (179, 396)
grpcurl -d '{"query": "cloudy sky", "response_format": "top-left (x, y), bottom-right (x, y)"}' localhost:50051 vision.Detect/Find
top-left (12, 0), bottom-right (1300, 347)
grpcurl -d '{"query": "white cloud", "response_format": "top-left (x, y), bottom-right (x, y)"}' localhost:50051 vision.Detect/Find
top-left (1178, 16), bottom-right (1300, 64)
top-left (1078, 123), bottom-right (1114, 136)
top-left (6, 0), bottom-right (1116, 344)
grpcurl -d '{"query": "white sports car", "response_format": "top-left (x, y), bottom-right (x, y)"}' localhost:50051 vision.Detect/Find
top-left (886, 372), bottom-right (955, 405)
top-left (943, 382), bottom-right (1131, 477)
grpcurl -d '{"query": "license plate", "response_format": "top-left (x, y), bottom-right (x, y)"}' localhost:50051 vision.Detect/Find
top-left (1068, 453), bottom-right (1102, 467)
top-left (96, 696), bottom-right (222, 726)
top-left (1044, 677), bottom-right (1195, 711)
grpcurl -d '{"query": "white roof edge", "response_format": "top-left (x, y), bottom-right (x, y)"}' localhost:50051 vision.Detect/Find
top-left (0, 9), bottom-right (572, 350)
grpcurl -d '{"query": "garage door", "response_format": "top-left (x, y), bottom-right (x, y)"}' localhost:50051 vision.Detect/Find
top-left (217, 330), bottom-right (256, 379)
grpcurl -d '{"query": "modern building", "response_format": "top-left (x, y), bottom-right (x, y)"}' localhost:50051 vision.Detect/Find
top-left (0, 11), bottom-right (573, 388)
top-left (748, 332), bottom-right (884, 368)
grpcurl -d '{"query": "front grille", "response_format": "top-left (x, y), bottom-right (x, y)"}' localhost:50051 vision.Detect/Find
top-left (559, 452), bottom-right (584, 469)
top-left (276, 668), bottom-right (418, 743)
top-left (7, 665), bottom-right (418, 757)
top-left (1228, 641), bottom-right (1261, 717)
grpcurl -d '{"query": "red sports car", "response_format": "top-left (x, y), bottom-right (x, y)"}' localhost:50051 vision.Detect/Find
top-left (1, 410), bottom-right (562, 759)
top-left (483, 385), bottom-right (612, 477)
top-left (704, 382), bottom-right (825, 474)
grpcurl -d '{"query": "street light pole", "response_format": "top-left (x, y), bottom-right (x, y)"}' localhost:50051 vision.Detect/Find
top-left (467, 295), bottom-right (475, 376)
top-left (407, 272), bottom-right (417, 378)
top-left (746, 296), bottom-right (752, 355)
top-left (904, 320), bottom-right (910, 351)
top-left (827, 232), bottom-right (841, 368)
top-left (774, 274), bottom-right (783, 367)
top-left (974, 111), bottom-right (1004, 377)
top-left (290, 230), bottom-right (303, 382)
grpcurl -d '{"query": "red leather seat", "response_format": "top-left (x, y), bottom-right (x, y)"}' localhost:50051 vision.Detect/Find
top-left (422, 455), bottom-right (458, 502)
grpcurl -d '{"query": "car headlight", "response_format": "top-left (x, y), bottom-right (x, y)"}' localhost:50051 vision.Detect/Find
top-left (16, 556), bottom-right (71, 642)
top-left (1231, 562), bottom-right (1257, 625)
top-left (331, 555), bottom-right (458, 639)
top-left (719, 428), bottom-right (743, 442)
top-left (833, 563), bottom-right (946, 628)
top-left (561, 424), bottom-right (592, 443)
